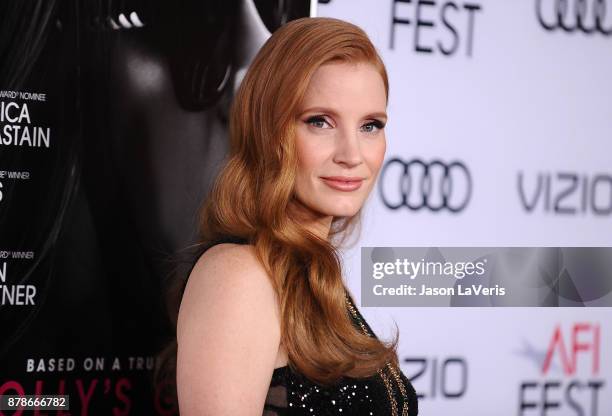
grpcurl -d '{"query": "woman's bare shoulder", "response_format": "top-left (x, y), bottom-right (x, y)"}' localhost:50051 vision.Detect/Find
top-left (176, 242), bottom-right (281, 414)
top-left (195, 242), bottom-right (262, 272)
top-left (179, 242), bottom-right (278, 327)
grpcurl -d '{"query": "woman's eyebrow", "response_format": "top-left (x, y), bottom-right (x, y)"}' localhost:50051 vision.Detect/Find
top-left (300, 106), bottom-right (340, 116)
top-left (365, 111), bottom-right (388, 120)
top-left (300, 106), bottom-right (387, 120)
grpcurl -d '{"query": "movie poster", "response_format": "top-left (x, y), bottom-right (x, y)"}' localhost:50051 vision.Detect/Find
top-left (0, 1), bottom-right (312, 414)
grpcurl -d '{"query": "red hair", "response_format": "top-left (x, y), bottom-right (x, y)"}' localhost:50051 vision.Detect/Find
top-left (156, 16), bottom-right (397, 391)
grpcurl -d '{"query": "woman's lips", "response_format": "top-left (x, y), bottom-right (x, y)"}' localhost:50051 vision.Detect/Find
top-left (320, 176), bottom-right (364, 192)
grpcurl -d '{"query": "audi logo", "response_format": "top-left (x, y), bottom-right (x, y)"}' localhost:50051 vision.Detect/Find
top-left (536, 0), bottom-right (612, 35)
top-left (378, 158), bottom-right (472, 212)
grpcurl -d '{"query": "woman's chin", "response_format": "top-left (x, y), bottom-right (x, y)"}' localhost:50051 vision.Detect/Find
top-left (325, 204), bottom-right (361, 218)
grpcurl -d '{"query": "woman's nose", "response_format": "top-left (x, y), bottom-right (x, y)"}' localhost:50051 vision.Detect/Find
top-left (333, 127), bottom-right (363, 168)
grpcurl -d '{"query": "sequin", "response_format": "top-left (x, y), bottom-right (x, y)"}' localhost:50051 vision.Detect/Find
top-left (262, 290), bottom-right (418, 415)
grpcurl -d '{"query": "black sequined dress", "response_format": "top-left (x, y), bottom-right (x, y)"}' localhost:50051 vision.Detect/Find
top-left (264, 289), bottom-right (418, 416)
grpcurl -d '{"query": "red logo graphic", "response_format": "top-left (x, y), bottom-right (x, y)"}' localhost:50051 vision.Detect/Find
top-left (542, 322), bottom-right (600, 376)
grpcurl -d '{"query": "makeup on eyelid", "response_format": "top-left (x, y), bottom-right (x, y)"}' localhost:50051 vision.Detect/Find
top-left (304, 115), bottom-right (385, 131)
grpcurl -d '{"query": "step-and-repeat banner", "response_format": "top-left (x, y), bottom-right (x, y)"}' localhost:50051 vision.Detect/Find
top-left (316, 1), bottom-right (611, 415)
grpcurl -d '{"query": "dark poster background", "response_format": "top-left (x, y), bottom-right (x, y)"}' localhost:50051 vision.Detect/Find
top-left (0, 1), bottom-right (311, 414)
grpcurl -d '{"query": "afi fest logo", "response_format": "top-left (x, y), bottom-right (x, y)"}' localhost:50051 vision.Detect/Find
top-left (389, 0), bottom-right (483, 56)
top-left (518, 322), bottom-right (605, 415)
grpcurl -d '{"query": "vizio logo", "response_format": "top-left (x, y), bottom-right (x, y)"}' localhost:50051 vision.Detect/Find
top-left (518, 171), bottom-right (612, 215)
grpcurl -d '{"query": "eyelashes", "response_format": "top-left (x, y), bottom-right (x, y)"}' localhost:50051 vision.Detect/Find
top-left (305, 115), bottom-right (386, 133)
top-left (366, 119), bottom-right (385, 132)
top-left (305, 116), bottom-right (330, 129)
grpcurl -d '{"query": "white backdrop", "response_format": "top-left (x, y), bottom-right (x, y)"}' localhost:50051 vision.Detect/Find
top-left (315, 1), bottom-right (612, 414)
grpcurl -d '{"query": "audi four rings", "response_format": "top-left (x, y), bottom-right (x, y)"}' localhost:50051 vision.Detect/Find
top-left (536, 0), bottom-right (612, 35)
top-left (378, 158), bottom-right (472, 213)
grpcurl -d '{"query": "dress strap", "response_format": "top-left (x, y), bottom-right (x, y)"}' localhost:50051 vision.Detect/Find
top-left (344, 287), bottom-right (411, 416)
top-left (344, 288), bottom-right (378, 339)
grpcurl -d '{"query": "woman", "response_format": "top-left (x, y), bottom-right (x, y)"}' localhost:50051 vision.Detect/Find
top-left (175, 16), bottom-right (418, 415)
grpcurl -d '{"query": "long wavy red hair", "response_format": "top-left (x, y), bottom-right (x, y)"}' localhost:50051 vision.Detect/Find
top-left (156, 16), bottom-right (399, 395)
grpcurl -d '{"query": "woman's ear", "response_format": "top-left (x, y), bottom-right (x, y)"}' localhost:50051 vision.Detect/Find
top-left (233, 0), bottom-right (271, 94)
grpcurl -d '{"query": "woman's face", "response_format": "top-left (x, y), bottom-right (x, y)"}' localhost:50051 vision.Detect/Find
top-left (293, 61), bottom-right (387, 219)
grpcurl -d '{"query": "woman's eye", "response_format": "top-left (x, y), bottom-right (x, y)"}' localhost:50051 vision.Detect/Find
top-left (306, 116), bottom-right (330, 129)
top-left (362, 120), bottom-right (385, 133)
